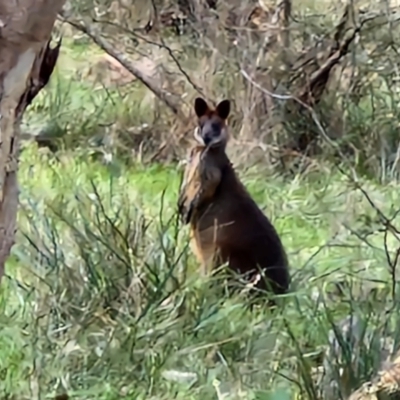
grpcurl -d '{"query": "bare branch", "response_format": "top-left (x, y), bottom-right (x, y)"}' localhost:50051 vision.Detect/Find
top-left (62, 18), bottom-right (187, 121)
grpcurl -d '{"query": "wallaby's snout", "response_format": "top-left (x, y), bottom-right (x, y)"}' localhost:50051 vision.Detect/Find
top-left (201, 120), bottom-right (223, 146)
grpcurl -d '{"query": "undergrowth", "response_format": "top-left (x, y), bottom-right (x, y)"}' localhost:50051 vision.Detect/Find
top-left (1, 144), bottom-right (400, 399)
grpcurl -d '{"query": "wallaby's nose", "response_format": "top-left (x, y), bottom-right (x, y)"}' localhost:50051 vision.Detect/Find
top-left (203, 134), bottom-right (213, 145)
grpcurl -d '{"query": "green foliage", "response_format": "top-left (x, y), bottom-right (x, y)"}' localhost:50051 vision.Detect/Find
top-left (2, 145), bottom-right (400, 398)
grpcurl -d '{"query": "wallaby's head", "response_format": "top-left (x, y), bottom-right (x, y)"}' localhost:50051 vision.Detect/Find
top-left (193, 97), bottom-right (231, 148)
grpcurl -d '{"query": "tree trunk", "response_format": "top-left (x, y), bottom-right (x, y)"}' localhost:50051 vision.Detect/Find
top-left (0, 0), bottom-right (66, 282)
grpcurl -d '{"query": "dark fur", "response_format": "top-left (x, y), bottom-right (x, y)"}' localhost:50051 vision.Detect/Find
top-left (192, 147), bottom-right (290, 294)
top-left (178, 97), bottom-right (290, 297)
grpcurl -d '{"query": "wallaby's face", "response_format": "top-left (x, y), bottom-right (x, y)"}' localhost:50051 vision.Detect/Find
top-left (193, 97), bottom-right (231, 148)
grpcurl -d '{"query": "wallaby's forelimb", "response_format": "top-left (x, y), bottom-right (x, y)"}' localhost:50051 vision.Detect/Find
top-left (178, 146), bottom-right (221, 224)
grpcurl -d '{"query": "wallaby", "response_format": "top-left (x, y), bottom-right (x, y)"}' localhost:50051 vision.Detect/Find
top-left (178, 97), bottom-right (290, 296)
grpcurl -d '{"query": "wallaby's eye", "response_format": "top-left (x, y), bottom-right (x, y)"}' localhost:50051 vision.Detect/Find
top-left (211, 122), bottom-right (220, 132)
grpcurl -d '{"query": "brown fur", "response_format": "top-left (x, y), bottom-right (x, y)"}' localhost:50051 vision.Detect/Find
top-left (178, 98), bottom-right (290, 295)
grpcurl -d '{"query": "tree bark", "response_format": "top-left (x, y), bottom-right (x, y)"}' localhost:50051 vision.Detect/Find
top-left (0, 0), bottom-right (66, 282)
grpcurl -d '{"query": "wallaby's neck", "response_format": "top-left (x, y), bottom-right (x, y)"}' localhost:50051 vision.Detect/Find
top-left (210, 146), bottom-right (250, 197)
top-left (207, 145), bottom-right (236, 181)
top-left (206, 143), bottom-right (229, 164)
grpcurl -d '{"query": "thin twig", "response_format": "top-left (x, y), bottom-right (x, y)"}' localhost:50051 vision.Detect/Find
top-left (61, 18), bottom-right (186, 120)
top-left (240, 68), bottom-right (400, 300)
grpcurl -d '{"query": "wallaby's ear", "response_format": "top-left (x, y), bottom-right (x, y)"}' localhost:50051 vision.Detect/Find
top-left (216, 99), bottom-right (230, 120)
top-left (194, 97), bottom-right (209, 118)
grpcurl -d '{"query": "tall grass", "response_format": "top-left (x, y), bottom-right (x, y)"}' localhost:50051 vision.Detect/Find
top-left (1, 143), bottom-right (399, 399)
